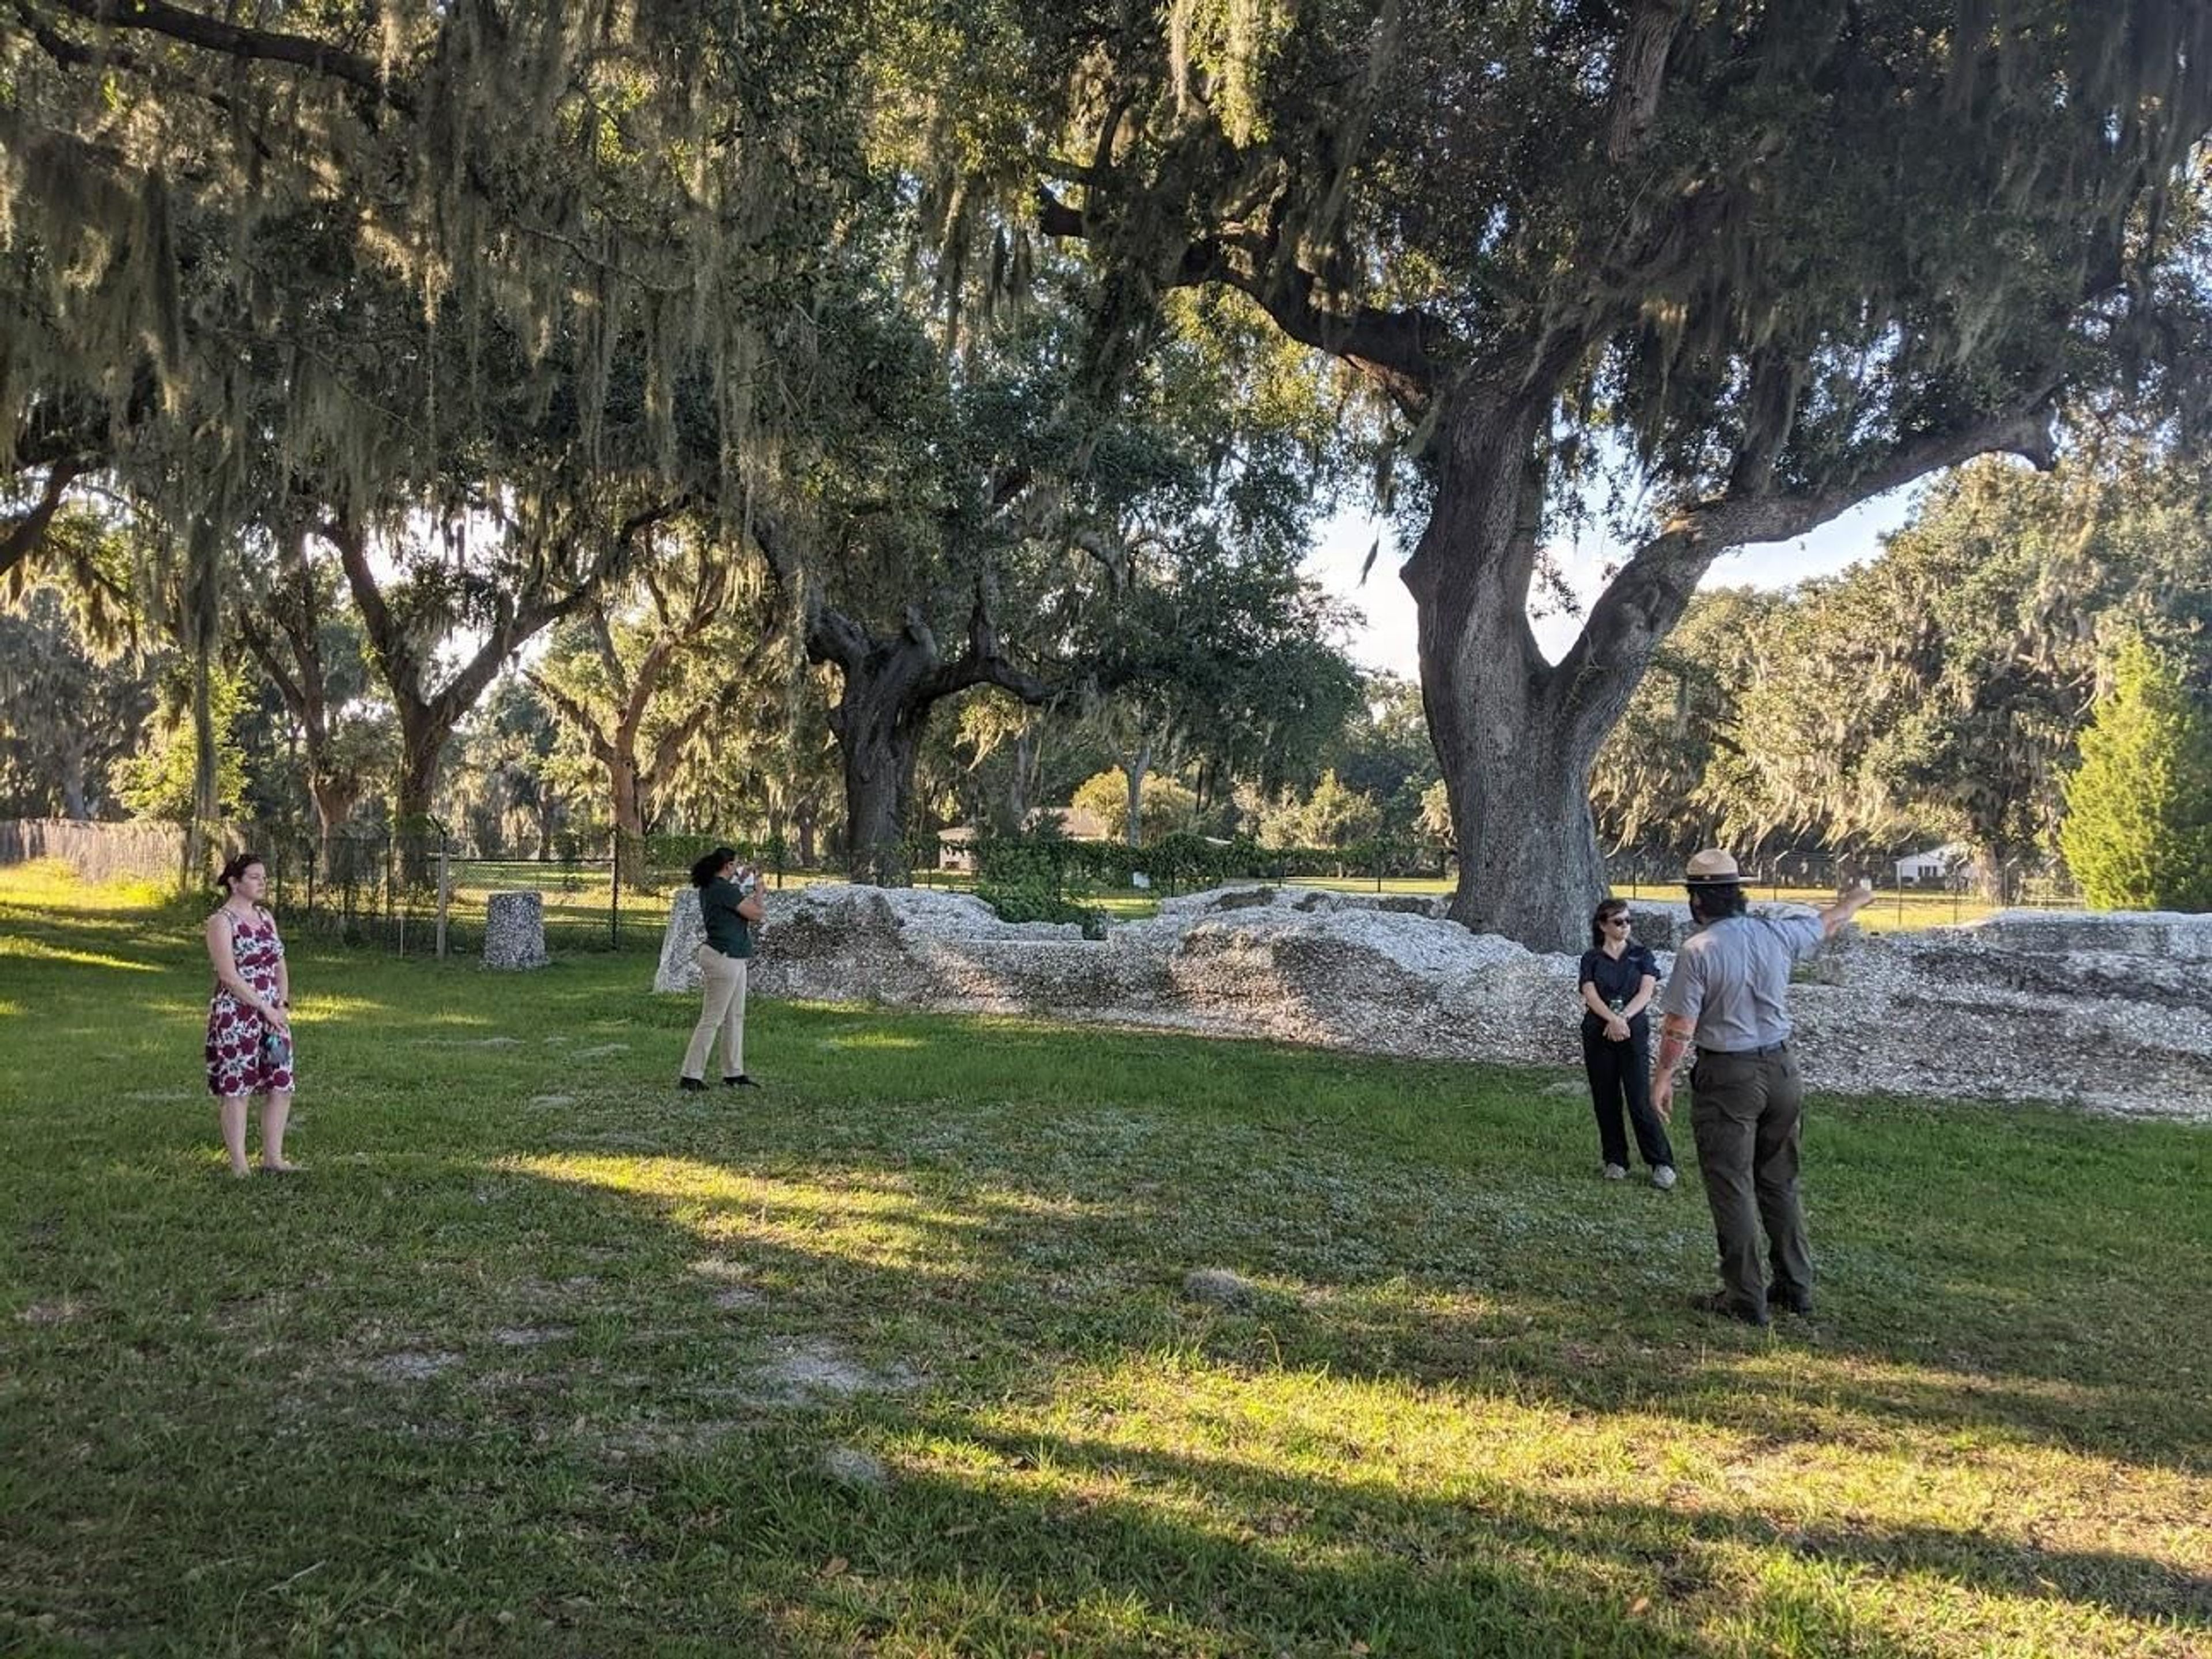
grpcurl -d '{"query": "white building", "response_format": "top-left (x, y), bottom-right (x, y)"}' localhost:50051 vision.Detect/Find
top-left (1895, 842), bottom-right (1975, 885)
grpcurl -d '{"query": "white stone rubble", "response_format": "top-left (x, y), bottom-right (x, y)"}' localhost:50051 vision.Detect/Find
top-left (652, 882), bottom-right (2212, 1121)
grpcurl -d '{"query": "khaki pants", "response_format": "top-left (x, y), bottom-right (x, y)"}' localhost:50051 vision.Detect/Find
top-left (1690, 1045), bottom-right (1813, 1319)
top-left (681, 945), bottom-right (748, 1081)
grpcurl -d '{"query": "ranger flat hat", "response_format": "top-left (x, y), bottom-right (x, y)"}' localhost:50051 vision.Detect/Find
top-left (1684, 847), bottom-right (1742, 885)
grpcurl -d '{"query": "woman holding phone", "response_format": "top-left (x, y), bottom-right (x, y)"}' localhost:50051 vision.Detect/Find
top-left (680, 846), bottom-right (766, 1092)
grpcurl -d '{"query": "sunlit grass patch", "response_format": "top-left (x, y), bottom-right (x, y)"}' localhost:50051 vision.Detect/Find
top-left (0, 935), bottom-right (164, 972)
top-left (510, 1153), bottom-right (1113, 1287)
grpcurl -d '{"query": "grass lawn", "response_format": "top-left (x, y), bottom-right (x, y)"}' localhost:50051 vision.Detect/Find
top-left (1, 865), bottom-right (2207, 1657)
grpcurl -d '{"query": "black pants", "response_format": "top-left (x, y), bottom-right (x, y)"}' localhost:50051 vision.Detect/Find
top-left (1581, 1021), bottom-right (1675, 1170)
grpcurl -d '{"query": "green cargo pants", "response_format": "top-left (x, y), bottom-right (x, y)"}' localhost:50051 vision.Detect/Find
top-left (1690, 1044), bottom-right (1814, 1321)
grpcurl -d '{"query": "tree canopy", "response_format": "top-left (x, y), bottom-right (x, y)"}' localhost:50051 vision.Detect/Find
top-left (7, 1), bottom-right (2212, 926)
top-left (936, 0), bottom-right (2212, 942)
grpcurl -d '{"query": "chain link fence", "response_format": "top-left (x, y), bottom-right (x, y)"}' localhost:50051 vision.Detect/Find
top-left (233, 828), bottom-right (810, 956)
top-left (1603, 846), bottom-right (2081, 919)
top-left (7, 819), bottom-right (2085, 953)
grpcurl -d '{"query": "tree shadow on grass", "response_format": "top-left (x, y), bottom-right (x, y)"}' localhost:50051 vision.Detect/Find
top-left (816, 1417), bottom-right (2212, 1650)
top-left (452, 1141), bottom-right (2206, 1647)
top-left (9, 1125), bottom-right (2206, 1654)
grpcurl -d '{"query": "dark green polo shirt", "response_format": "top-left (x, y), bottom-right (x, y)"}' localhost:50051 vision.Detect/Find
top-left (700, 877), bottom-right (754, 959)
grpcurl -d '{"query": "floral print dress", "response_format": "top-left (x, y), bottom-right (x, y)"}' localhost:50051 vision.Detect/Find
top-left (206, 909), bottom-right (296, 1098)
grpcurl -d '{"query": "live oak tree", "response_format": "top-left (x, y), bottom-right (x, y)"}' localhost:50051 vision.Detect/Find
top-left (743, 267), bottom-right (1354, 880)
top-left (1677, 443), bottom-right (2212, 881)
top-left (235, 530), bottom-right (394, 841)
top-left (0, 586), bottom-right (151, 818)
top-left (4, 0), bottom-right (875, 859)
top-left (1868, 448), bottom-right (2212, 879)
top-left (317, 469), bottom-right (691, 842)
top-left (1066, 288), bottom-right (1364, 842)
top-left (972, 0), bottom-right (2212, 945)
top-left (740, 289), bottom-right (1064, 881)
top-left (1320, 676), bottom-right (1445, 847)
top-left (3, 0), bottom-right (869, 501)
top-left (650, 656), bottom-right (846, 868)
top-left (1087, 528), bottom-right (1361, 847)
top-left (445, 676), bottom-right (574, 863)
top-left (1298, 769), bottom-right (1384, 861)
top-left (529, 524), bottom-right (767, 876)
top-left (114, 654), bottom-right (250, 824)
top-left (1588, 586), bottom-right (1790, 858)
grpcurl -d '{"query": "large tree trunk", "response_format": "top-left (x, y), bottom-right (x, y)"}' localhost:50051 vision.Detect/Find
top-left (1121, 736), bottom-right (1151, 849)
top-left (791, 581), bottom-right (1055, 885)
top-left (1404, 400), bottom-right (1609, 952)
top-left (610, 756), bottom-right (646, 885)
top-left (308, 775), bottom-right (358, 842)
top-left (835, 675), bottom-right (929, 884)
top-left (393, 709), bottom-right (447, 884)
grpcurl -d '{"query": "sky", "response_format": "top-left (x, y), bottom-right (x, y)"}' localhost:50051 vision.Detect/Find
top-left (1303, 487), bottom-right (1922, 677)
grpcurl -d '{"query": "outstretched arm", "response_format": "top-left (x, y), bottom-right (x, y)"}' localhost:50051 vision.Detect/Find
top-left (1818, 878), bottom-right (1878, 940)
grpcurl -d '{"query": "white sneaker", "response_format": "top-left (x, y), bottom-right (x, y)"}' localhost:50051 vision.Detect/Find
top-left (1602, 1163), bottom-right (1628, 1181)
top-left (1652, 1165), bottom-right (1678, 1191)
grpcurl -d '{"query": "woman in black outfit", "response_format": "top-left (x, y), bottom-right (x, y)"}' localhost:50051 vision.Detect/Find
top-left (1577, 899), bottom-right (1676, 1189)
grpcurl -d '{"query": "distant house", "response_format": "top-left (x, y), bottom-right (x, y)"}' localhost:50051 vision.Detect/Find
top-left (937, 825), bottom-right (979, 873)
top-left (1895, 842), bottom-right (1975, 885)
top-left (1026, 805), bottom-right (1111, 842)
top-left (938, 808), bottom-right (1111, 872)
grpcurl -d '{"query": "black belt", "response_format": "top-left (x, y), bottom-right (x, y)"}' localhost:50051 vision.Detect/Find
top-left (1698, 1041), bottom-right (1790, 1058)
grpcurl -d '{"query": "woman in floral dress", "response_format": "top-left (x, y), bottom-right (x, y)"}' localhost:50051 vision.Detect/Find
top-left (204, 851), bottom-right (299, 1176)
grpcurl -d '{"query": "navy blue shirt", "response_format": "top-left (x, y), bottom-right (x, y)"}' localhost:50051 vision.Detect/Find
top-left (1578, 943), bottom-right (1660, 1035)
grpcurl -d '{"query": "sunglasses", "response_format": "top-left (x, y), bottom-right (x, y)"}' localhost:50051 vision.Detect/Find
top-left (1601, 916), bottom-right (1631, 928)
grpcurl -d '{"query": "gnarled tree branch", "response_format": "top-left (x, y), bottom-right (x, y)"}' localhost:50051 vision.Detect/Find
top-left (43, 0), bottom-right (414, 114)
top-left (1037, 187), bottom-right (1440, 407)
top-left (1555, 400), bottom-right (2061, 746)
top-left (0, 457), bottom-right (85, 582)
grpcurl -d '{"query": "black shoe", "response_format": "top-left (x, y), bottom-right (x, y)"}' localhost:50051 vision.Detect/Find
top-left (1768, 1285), bottom-right (1815, 1317)
top-left (1692, 1290), bottom-right (1770, 1328)
top-left (724, 1074), bottom-right (762, 1089)
top-left (678, 1076), bottom-right (707, 1092)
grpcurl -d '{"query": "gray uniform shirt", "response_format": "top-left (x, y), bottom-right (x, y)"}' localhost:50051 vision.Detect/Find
top-left (1659, 913), bottom-right (1825, 1052)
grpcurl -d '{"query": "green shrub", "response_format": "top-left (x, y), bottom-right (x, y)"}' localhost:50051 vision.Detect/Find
top-left (2059, 638), bottom-right (2212, 911)
top-left (975, 836), bottom-right (1104, 935)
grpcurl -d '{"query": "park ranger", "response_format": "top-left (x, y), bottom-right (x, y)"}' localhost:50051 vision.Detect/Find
top-left (1652, 849), bottom-right (1876, 1326)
